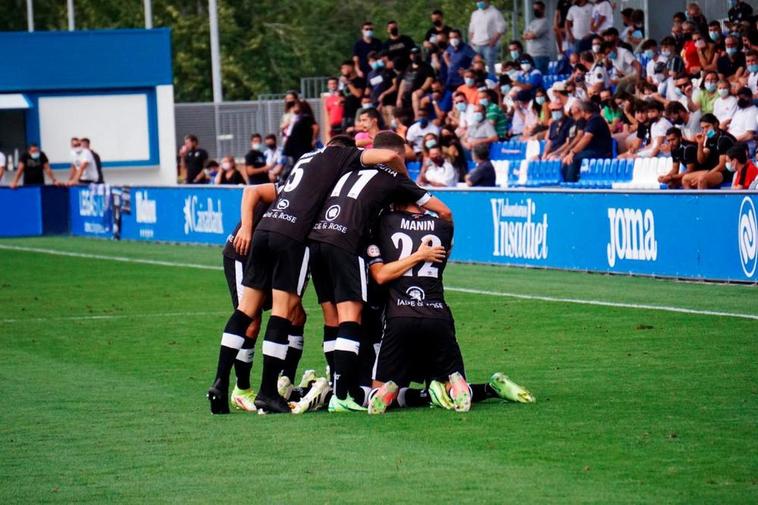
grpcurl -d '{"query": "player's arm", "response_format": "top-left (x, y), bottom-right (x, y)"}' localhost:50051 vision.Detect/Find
top-left (369, 241), bottom-right (446, 285)
top-left (233, 183), bottom-right (277, 256)
top-left (360, 149), bottom-right (407, 176)
top-left (420, 195), bottom-right (452, 222)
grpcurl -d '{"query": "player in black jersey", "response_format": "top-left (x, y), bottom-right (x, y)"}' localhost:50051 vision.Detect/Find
top-left (365, 203), bottom-right (535, 414)
top-left (307, 131), bottom-right (453, 412)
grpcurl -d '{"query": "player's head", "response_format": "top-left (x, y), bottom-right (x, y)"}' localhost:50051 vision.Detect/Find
top-left (327, 134), bottom-right (356, 148)
top-left (373, 131), bottom-right (406, 156)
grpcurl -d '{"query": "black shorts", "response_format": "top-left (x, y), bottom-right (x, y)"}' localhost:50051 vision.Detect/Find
top-left (373, 317), bottom-right (465, 387)
top-left (309, 241), bottom-right (367, 304)
top-left (223, 255), bottom-right (272, 311)
top-left (242, 230), bottom-right (310, 296)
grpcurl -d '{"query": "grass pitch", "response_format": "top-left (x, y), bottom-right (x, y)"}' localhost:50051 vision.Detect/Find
top-left (1, 236), bottom-right (756, 504)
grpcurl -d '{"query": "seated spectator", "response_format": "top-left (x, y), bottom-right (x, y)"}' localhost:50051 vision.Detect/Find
top-left (418, 145), bottom-right (457, 188)
top-left (521, 88), bottom-right (550, 140)
top-left (625, 9), bottom-right (645, 49)
top-left (507, 40), bottom-right (524, 64)
top-left (204, 160), bottom-right (219, 183)
top-left (658, 127), bottom-right (699, 189)
top-left (510, 90), bottom-right (535, 137)
top-left (478, 88), bottom-right (509, 139)
top-left (618, 102), bottom-right (650, 158)
top-left (726, 143), bottom-right (758, 190)
top-left (743, 50), bottom-right (758, 96)
top-left (405, 110), bottom-right (440, 157)
top-left (717, 36), bottom-right (746, 80)
top-left (397, 47), bottom-right (435, 118)
top-left (665, 101), bottom-right (700, 141)
top-left (465, 142), bottom-right (496, 187)
top-left (542, 100), bottom-right (574, 160)
top-left (682, 113), bottom-right (737, 189)
top-left (602, 27), bottom-right (641, 93)
top-left (462, 104), bottom-right (498, 150)
top-left (728, 87), bottom-right (757, 157)
top-left (440, 127), bottom-right (468, 181)
top-left (714, 81), bottom-right (738, 128)
top-left (244, 133), bottom-right (269, 185)
top-left (728, 1), bottom-right (754, 30)
top-left (512, 54), bottom-right (544, 95)
top-left (448, 92), bottom-right (471, 137)
top-left (216, 156), bottom-right (246, 185)
top-left (355, 108), bottom-right (381, 148)
top-left (689, 71), bottom-right (719, 114)
top-left (637, 101), bottom-right (672, 157)
top-left (456, 69), bottom-right (480, 105)
top-left (600, 89), bottom-right (624, 134)
top-left (561, 100), bottom-right (612, 182)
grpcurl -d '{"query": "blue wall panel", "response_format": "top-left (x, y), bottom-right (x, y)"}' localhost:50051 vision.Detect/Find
top-left (0, 187), bottom-right (43, 236)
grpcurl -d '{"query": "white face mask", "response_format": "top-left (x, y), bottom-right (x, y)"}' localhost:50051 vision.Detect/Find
top-left (252, 143), bottom-right (261, 151)
top-left (450, 37), bottom-right (460, 47)
top-left (718, 88), bottom-right (730, 98)
top-left (222, 162), bottom-right (232, 170)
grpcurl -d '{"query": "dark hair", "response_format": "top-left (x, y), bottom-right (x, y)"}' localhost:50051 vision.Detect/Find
top-left (450, 28), bottom-right (462, 38)
top-left (727, 143), bottom-right (748, 164)
top-left (359, 108), bottom-right (380, 121)
top-left (737, 86), bottom-right (752, 97)
top-left (28, 143), bottom-right (38, 149)
top-left (206, 159), bottom-right (219, 169)
top-left (362, 21), bottom-right (373, 28)
top-left (579, 101), bottom-right (599, 114)
top-left (665, 127), bottom-right (682, 138)
top-left (665, 101), bottom-right (687, 115)
top-left (641, 39), bottom-right (657, 50)
top-left (387, 20), bottom-right (397, 26)
top-left (700, 113), bottom-right (719, 126)
top-left (602, 27), bottom-right (619, 38)
top-left (341, 59), bottom-right (354, 67)
top-left (673, 12), bottom-right (686, 22)
top-left (184, 134), bottom-right (198, 143)
top-left (646, 100), bottom-right (664, 112)
top-left (250, 133), bottom-right (262, 141)
top-left (660, 36), bottom-right (676, 47)
top-left (473, 142), bottom-right (490, 161)
top-left (432, 9), bottom-right (443, 16)
top-left (621, 8), bottom-right (634, 17)
top-left (264, 134), bottom-right (276, 142)
top-left (80, 137), bottom-right (90, 143)
top-left (327, 76), bottom-right (338, 82)
top-left (367, 51), bottom-right (379, 60)
top-left (327, 134), bottom-right (356, 148)
top-left (508, 40), bottom-right (524, 51)
top-left (373, 131), bottom-right (406, 152)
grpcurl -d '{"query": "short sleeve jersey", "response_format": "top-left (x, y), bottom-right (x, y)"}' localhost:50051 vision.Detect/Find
top-left (703, 131), bottom-right (736, 171)
top-left (223, 200), bottom-right (272, 262)
top-left (671, 140), bottom-right (698, 168)
top-left (18, 151), bottom-right (49, 185)
top-left (367, 211), bottom-right (454, 320)
top-left (309, 165), bottom-right (431, 254)
top-left (256, 147), bottom-right (363, 243)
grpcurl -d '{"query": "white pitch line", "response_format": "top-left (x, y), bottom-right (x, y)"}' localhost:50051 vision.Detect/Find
top-left (1, 311), bottom-right (229, 324)
top-left (2, 243), bottom-right (757, 322)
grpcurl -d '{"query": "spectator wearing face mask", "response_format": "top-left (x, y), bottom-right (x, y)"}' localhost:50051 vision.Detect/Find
top-left (468, 0), bottom-right (507, 77)
top-left (244, 133), bottom-right (269, 185)
top-left (658, 127), bottom-right (699, 189)
top-left (463, 103), bottom-right (498, 150)
top-left (478, 88), bottom-right (509, 139)
top-left (707, 20), bottom-right (725, 48)
top-left (561, 100), bottom-right (612, 182)
top-left (714, 81), bottom-right (738, 129)
top-left (447, 92), bottom-right (471, 136)
top-left (216, 156), bottom-right (245, 185)
top-left (522, 1), bottom-right (551, 74)
top-left (406, 112), bottom-right (440, 157)
top-left (444, 29), bottom-right (476, 93)
top-left (728, 87), bottom-right (757, 157)
top-left (353, 22), bottom-right (382, 79)
top-left (418, 145), bottom-right (457, 188)
top-left (383, 20), bottom-right (416, 72)
top-left (717, 36), bottom-right (746, 80)
top-left (726, 143), bottom-right (758, 190)
top-left (637, 101), bottom-right (672, 158)
top-left (506, 40), bottom-right (524, 66)
top-left (66, 137), bottom-right (99, 186)
top-left (513, 55), bottom-right (544, 96)
top-left (456, 69), bottom-right (481, 105)
top-left (625, 9), bottom-right (645, 49)
top-left (522, 88), bottom-right (550, 141)
top-left (542, 100), bottom-right (575, 160)
top-left (9, 143), bottom-right (57, 189)
top-left (590, 0), bottom-right (614, 36)
top-left (728, 0), bottom-right (754, 30)
top-left (682, 113), bottom-right (737, 189)
top-left (681, 22), bottom-right (711, 76)
top-left (262, 134), bottom-right (284, 182)
top-left (424, 10), bottom-right (451, 48)
top-left (397, 47), bottom-right (435, 119)
top-left (465, 142), bottom-right (496, 187)
top-left (602, 28), bottom-right (641, 94)
top-left (599, 89), bottom-right (624, 134)
top-left (280, 91), bottom-right (300, 141)
top-left (690, 71), bottom-right (720, 115)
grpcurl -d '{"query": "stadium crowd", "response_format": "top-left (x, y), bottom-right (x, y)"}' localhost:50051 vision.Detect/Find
top-left (180, 0), bottom-right (758, 191)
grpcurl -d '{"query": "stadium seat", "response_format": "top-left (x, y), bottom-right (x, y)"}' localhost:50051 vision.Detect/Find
top-left (407, 161), bottom-right (421, 182)
top-left (493, 160), bottom-right (510, 187)
top-left (525, 140), bottom-right (542, 160)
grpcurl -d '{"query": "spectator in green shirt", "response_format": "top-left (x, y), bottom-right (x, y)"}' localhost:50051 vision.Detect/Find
top-left (478, 88), bottom-right (509, 139)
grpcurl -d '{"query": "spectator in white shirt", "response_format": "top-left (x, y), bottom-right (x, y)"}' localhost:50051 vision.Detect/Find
top-left (638, 101), bottom-right (672, 158)
top-left (463, 103), bottom-right (498, 149)
top-left (729, 87), bottom-right (758, 157)
top-left (590, 0), bottom-right (614, 34)
top-left (565, 0), bottom-right (594, 51)
top-left (468, 1), bottom-right (506, 77)
top-left (406, 111), bottom-right (441, 157)
top-left (67, 137), bottom-right (99, 185)
top-left (603, 28), bottom-right (641, 94)
top-left (744, 50), bottom-right (758, 97)
top-left (418, 146), bottom-right (458, 187)
top-left (714, 81), bottom-right (739, 129)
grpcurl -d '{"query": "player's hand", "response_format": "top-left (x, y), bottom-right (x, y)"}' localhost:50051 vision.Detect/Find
top-left (234, 225), bottom-right (252, 257)
top-left (415, 241), bottom-right (446, 263)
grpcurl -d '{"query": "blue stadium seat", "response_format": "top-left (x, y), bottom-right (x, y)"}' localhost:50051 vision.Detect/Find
top-left (599, 159), bottom-right (613, 188)
top-left (406, 161), bottom-right (421, 181)
top-left (612, 138), bottom-right (618, 159)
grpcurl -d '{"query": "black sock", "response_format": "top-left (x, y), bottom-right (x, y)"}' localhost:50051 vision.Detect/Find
top-left (282, 324), bottom-right (304, 383)
top-left (234, 335), bottom-right (255, 390)
top-left (471, 383), bottom-right (494, 403)
top-left (214, 310), bottom-right (253, 391)
top-left (322, 325), bottom-right (338, 384)
top-left (396, 387), bottom-right (430, 408)
top-left (259, 315), bottom-right (291, 397)
top-left (333, 322), bottom-right (361, 400)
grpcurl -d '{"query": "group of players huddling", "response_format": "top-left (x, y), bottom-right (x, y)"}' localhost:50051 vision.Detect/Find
top-left (208, 131), bottom-right (534, 415)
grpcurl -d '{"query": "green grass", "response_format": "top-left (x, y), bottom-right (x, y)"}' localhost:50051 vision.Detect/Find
top-left (1, 236), bottom-right (757, 504)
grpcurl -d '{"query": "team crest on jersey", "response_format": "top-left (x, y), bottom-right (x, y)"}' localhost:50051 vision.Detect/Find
top-left (325, 204), bottom-right (341, 222)
top-left (367, 245), bottom-right (381, 258)
top-left (406, 286), bottom-right (425, 301)
top-left (276, 199), bottom-right (290, 210)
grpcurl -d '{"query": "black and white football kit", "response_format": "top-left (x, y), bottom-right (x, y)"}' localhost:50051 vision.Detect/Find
top-left (308, 164), bottom-right (431, 304)
top-left (244, 147), bottom-right (364, 296)
top-left (222, 200), bottom-right (271, 308)
top-left (367, 210), bottom-right (465, 387)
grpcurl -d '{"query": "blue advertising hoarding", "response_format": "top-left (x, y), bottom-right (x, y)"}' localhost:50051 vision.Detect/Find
top-left (0, 187), bottom-right (43, 237)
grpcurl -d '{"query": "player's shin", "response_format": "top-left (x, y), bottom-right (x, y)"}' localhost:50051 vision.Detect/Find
top-left (282, 325), bottom-right (304, 383)
top-left (208, 309), bottom-right (254, 414)
top-left (333, 322), bottom-right (361, 400)
top-left (395, 387), bottom-right (430, 408)
top-left (322, 325), bottom-right (338, 384)
top-left (258, 315), bottom-right (291, 397)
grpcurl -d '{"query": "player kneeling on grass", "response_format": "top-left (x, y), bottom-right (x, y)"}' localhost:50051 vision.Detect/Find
top-left (364, 202), bottom-right (535, 415)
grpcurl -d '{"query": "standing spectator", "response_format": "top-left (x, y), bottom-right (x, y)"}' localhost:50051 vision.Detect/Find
top-left (565, 0), bottom-right (594, 51)
top-left (682, 113), bottom-right (736, 189)
top-left (659, 127), bottom-right (700, 189)
top-left (262, 134), bottom-right (283, 182)
top-left (323, 77), bottom-right (344, 141)
top-left (465, 142), bottom-right (497, 187)
top-left (462, 104), bottom-right (498, 150)
top-left (338, 60), bottom-right (365, 132)
top-left (67, 137), bottom-right (99, 185)
top-left (10, 143), bottom-right (57, 188)
top-left (215, 156), bottom-right (245, 185)
top-left (244, 134), bottom-right (269, 185)
top-left (279, 91), bottom-right (300, 142)
top-left (726, 144), bottom-right (758, 190)
top-left (355, 108), bottom-right (381, 148)
top-left (377, 55), bottom-right (400, 127)
top-left (444, 29), bottom-right (476, 93)
top-left (424, 10), bottom-right (451, 47)
top-left (353, 21), bottom-right (382, 79)
top-left (590, 0), bottom-right (614, 36)
top-left (397, 47), bottom-right (435, 119)
top-left (80, 138), bottom-right (103, 183)
top-left (468, 0), bottom-right (507, 77)
top-left (383, 20), bottom-right (416, 72)
top-left (418, 146), bottom-right (458, 188)
top-left (283, 100), bottom-right (318, 166)
top-left (561, 101), bottom-right (612, 182)
top-left (179, 134), bottom-right (208, 184)
top-left (714, 81), bottom-right (738, 128)
top-left (553, 0), bottom-right (573, 52)
top-left (522, 1), bottom-right (551, 74)
top-left (728, 0), bottom-right (754, 30)
top-left (729, 87), bottom-right (758, 157)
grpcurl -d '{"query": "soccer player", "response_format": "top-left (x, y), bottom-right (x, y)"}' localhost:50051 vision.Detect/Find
top-left (365, 201), bottom-right (535, 414)
top-left (307, 131), bottom-right (453, 412)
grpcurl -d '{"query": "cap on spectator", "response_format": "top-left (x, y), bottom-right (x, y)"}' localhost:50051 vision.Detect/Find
top-left (552, 82), bottom-right (567, 93)
top-left (410, 47), bottom-right (420, 54)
